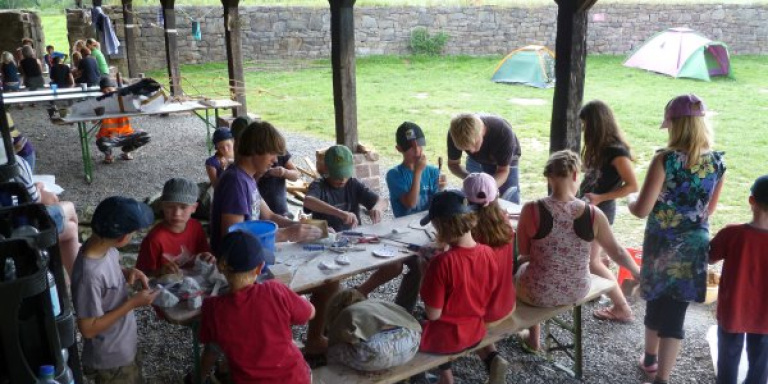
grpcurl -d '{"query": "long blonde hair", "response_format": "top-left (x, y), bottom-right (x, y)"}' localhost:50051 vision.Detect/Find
top-left (667, 116), bottom-right (712, 169)
top-left (1, 51), bottom-right (15, 65)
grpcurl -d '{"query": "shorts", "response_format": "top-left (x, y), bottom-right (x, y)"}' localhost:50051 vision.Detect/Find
top-left (45, 204), bottom-right (65, 234)
top-left (327, 327), bottom-right (420, 372)
top-left (100, 76), bottom-right (117, 89)
top-left (644, 295), bottom-right (690, 340)
top-left (84, 360), bottom-right (143, 384)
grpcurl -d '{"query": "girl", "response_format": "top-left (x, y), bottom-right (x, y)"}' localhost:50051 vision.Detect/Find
top-left (205, 128), bottom-right (235, 187)
top-left (516, 150), bottom-right (640, 351)
top-left (578, 100), bottom-right (639, 323)
top-left (325, 289), bottom-right (422, 372)
top-left (629, 94), bottom-right (725, 384)
top-left (1, 51), bottom-right (21, 91)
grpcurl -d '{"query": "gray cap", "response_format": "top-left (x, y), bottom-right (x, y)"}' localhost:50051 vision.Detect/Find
top-left (161, 178), bottom-right (198, 205)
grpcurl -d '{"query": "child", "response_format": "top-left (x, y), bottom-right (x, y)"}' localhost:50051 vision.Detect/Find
top-left (709, 175), bottom-right (768, 384)
top-left (137, 178), bottom-right (215, 277)
top-left (71, 196), bottom-right (158, 383)
top-left (258, 151), bottom-right (301, 218)
top-left (43, 44), bottom-right (68, 69)
top-left (463, 172), bottom-right (515, 384)
top-left (303, 144), bottom-right (387, 231)
top-left (199, 230), bottom-right (315, 383)
top-left (6, 110), bottom-right (36, 171)
top-left (205, 128), bottom-right (235, 186)
top-left (49, 56), bottom-right (74, 88)
top-left (326, 289), bottom-right (422, 372)
top-left (96, 117), bottom-right (150, 163)
top-left (419, 190), bottom-right (499, 384)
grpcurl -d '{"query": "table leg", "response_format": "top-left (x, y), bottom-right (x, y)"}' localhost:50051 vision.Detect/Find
top-left (205, 109), bottom-right (212, 155)
top-left (77, 122), bottom-right (93, 183)
top-left (574, 305), bottom-right (583, 379)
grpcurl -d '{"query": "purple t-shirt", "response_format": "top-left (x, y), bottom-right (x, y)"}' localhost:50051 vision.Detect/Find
top-left (205, 155), bottom-right (225, 178)
top-left (210, 165), bottom-right (262, 253)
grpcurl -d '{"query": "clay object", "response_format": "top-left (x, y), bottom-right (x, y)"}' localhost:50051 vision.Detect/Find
top-left (335, 254), bottom-right (350, 265)
top-left (187, 295), bottom-right (203, 310)
top-left (153, 289), bottom-right (180, 308)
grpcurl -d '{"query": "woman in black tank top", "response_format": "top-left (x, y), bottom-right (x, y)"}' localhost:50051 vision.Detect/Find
top-left (19, 46), bottom-right (44, 90)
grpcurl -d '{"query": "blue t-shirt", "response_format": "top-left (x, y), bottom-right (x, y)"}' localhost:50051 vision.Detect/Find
top-left (210, 165), bottom-right (261, 254)
top-left (386, 164), bottom-right (440, 218)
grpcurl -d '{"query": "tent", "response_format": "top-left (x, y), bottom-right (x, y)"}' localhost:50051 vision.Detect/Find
top-left (624, 28), bottom-right (731, 81)
top-left (491, 45), bottom-right (555, 88)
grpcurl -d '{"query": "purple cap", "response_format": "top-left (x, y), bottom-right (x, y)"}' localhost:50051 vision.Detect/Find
top-left (751, 175), bottom-right (768, 205)
top-left (463, 173), bottom-right (498, 207)
top-left (661, 94), bottom-right (706, 129)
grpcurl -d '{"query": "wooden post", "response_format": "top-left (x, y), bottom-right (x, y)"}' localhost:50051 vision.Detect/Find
top-left (329, 0), bottom-right (358, 149)
top-left (222, 0), bottom-right (247, 116)
top-left (549, 0), bottom-right (597, 154)
top-left (121, 0), bottom-right (139, 78)
top-left (160, 0), bottom-right (183, 96)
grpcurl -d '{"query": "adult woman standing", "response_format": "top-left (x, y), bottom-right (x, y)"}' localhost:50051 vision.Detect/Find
top-left (1, 51), bottom-right (21, 91)
top-left (629, 94), bottom-right (725, 384)
top-left (578, 100), bottom-right (639, 323)
top-left (19, 45), bottom-right (44, 90)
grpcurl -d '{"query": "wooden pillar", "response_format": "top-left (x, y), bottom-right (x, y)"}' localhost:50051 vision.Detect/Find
top-left (222, 0), bottom-right (247, 116)
top-left (160, 0), bottom-right (182, 96)
top-left (549, 0), bottom-right (597, 154)
top-left (121, 0), bottom-right (139, 78)
top-left (329, 0), bottom-right (358, 149)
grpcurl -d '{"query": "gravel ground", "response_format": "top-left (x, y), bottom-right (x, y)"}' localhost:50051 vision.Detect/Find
top-left (12, 104), bottom-right (718, 383)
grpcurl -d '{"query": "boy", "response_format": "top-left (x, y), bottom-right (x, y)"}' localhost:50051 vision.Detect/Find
top-left (303, 144), bottom-right (387, 231)
top-left (71, 196), bottom-right (159, 383)
top-left (43, 45), bottom-right (68, 69)
top-left (419, 190), bottom-right (499, 384)
top-left (199, 230), bottom-right (315, 383)
top-left (96, 116), bottom-right (150, 163)
top-left (709, 174), bottom-right (768, 384)
top-left (137, 178), bottom-right (214, 277)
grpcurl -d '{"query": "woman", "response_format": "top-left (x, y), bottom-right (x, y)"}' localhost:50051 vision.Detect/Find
top-left (629, 94), bottom-right (725, 384)
top-left (578, 100), bottom-right (639, 323)
top-left (515, 150), bottom-right (640, 351)
top-left (19, 45), bottom-right (44, 90)
top-left (75, 47), bottom-right (100, 87)
top-left (1, 51), bottom-right (21, 91)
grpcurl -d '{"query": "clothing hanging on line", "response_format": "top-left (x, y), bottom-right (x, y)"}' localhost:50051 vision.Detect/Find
top-left (92, 6), bottom-right (121, 55)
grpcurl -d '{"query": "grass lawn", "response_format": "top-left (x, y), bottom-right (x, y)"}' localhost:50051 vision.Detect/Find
top-left (148, 54), bottom-right (767, 238)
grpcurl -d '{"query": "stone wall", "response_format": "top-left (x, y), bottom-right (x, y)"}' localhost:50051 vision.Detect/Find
top-left (65, 4), bottom-right (767, 73)
top-left (0, 10), bottom-right (45, 61)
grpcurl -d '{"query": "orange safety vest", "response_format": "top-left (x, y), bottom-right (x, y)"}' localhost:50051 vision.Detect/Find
top-left (97, 117), bottom-right (134, 139)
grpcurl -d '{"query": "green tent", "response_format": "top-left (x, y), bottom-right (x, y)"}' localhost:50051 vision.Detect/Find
top-left (491, 45), bottom-right (555, 88)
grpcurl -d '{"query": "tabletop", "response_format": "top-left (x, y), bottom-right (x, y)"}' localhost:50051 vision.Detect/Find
top-left (3, 91), bottom-right (105, 105)
top-left (3, 86), bottom-right (101, 98)
top-left (56, 99), bottom-right (242, 124)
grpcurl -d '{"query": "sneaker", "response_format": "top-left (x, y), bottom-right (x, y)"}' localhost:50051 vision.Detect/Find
top-left (488, 354), bottom-right (509, 384)
top-left (121, 152), bottom-right (134, 161)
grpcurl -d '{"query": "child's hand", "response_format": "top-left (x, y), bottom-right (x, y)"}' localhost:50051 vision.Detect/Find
top-left (267, 166), bottom-right (285, 178)
top-left (369, 208), bottom-right (383, 224)
top-left (131, 288), bottom-right (160, 308)
top-left (160, 261), bottom-right (181, 276)
top-left (338, 211), bottom-right (359, 227)
top-left (415, 154), bottom-right (428, 173)
top-left (197, 252), bottom-right (216, 264)
top-left (123, 268), bottom-right (150, 290)
top-left (286, 224), bottom-right (323, 243)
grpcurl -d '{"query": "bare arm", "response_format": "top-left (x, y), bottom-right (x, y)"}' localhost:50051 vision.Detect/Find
top-left (592, 208), bottom-right (640, 279)
top-left (493, 165), bottom-right (511, 189)
top-left (447, 159), bottom-right (468, 180)
top-left (425, 305), bottom-right (442, 321)
top-left (707, 176), bottom-right (726, 217)
top-left (281, 159), bottom-right (301, 182)
top-left (77, 274), bottom-right (158, 340)
top-left (400, 154), bottom-right (428, 209)
top-left (585, 156), bottom-right (639, 205)
top-left (303, 196), bottom-right (349, 221)
top-left (205, 166), bottom-right (218, 186)
top-left (220, 213), bottom-right (244, 239)
top-left (516, 202), bottom-right (537, 259)
top-left (260, 200), bottom-right (293, 228)
top-left (629, 153), bottom-right (666, 219)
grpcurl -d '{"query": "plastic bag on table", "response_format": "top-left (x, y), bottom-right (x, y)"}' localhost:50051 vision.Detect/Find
top-left (153, 288), bottom-right (180, 308)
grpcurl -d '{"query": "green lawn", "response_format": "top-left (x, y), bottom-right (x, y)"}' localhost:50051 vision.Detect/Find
top-left (40, 12), bottom-right (68, 55)
top-left (148, 54), bottom-right (767, 236)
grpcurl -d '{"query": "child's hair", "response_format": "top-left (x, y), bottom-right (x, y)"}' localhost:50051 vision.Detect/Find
top-left (52, 56), bottom-right (61, 65)
top-left (86, 38), bottom-right (98, 47)
top-left (1, 51), bottom-right (15, 65)
top-left (449, 113), bottom-right (483, 150)
top-left (80, 47), bottom-right (91, 57)
top-left (472, 200), bottom-right (513, 247)
top-left (237, 121), bottom-right (286, 157)
top-left (667, 116), bottom-right (713, 169)
top-left (73, 40), bottom-right (85, 51)
top-left (579, 100), bottom-right (633, 170)
top-left (218, 259), bottom-right (256, 287)
top-left (46, 45), bottom-right (54, 51)
top-left (325, 289), bottom-right (366, 330)
top-left (21, 37), bottom-right (33, 46)
top-left (21, 45), bottom-right (35, 59)
top-left (543, 150), bottom-right (581, 178)
top-left (432, 212), bottom-right (477, 245)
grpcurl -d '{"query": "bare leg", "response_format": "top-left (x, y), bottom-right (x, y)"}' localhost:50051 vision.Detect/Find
top-left (57, 201), bottom-right (80, 275)
top-left (357, 262), bottom-right (403, 296)
top-left (589, 242), bottom-right (632, 319)
top-left (198, 345), bottom-right (219, 382)
top-left (527, 324), bottom-right (541, 351)
top-left (304, 281), bottom-right (340, 354)
top-left (645, 327), bottom-right (660, 356)
top-left (437, 368), bottom-right (454, 384)
top-left (655, 337), bottom-right (682, 381)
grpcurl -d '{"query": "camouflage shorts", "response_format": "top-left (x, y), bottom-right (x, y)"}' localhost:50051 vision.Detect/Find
top-left (84, 360), bottom-right (143, 384)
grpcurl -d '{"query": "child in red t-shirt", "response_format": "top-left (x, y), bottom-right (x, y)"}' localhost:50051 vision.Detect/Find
top-left (709, 175), bottom-right (768, 384)
top-left (419, 190), bottom-right (499, 384)
top-left (136, 178), bottom-right (215, 277)
top-left (199, 230), bottom-right (315, 384)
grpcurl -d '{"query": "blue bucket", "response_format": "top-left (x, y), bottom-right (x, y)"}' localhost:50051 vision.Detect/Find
top-left (228, 220), bottom-right (277, 265)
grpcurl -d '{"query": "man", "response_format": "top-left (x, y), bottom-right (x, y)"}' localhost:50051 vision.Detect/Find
top-left (85, 38), bottom-right (115, 89)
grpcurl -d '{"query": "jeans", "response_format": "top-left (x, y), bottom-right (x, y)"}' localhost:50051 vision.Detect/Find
top-left (465, 157), bottom-right (520, 204)
top-left (717, 327), bottom-right (768, 384)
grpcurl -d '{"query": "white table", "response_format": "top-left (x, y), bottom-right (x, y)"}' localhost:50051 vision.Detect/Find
top-left (3, 86), bottom-right (101, 99)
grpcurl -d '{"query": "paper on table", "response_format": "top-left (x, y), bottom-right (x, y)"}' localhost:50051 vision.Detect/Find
top-left (32, 175), bottom-right (64, 195)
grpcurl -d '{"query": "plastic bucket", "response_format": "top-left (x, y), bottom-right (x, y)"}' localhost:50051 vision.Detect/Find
top-left (617, 247), bottom-right (643, 286)
top-left (228, 220), bottom-right (277, 255)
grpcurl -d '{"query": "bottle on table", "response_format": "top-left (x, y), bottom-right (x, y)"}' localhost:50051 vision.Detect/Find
top-left (36, 365), bottom-right (61, 384)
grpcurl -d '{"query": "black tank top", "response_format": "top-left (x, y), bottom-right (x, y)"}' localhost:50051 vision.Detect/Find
top-left (532, 199), bottom-right (595, 241)
top-left (20, 58), bottom-right (42, 77)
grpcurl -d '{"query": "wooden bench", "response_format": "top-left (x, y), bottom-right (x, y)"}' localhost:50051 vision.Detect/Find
top-left (313, 274), bottom-right (614, 384)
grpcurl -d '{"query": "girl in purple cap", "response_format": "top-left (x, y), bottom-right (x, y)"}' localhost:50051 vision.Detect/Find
top-left (629, 94), bottom-right (726, 384)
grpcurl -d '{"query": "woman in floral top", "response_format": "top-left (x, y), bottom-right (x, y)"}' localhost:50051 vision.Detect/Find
top-left (629, 94), bottom-right (726, 384)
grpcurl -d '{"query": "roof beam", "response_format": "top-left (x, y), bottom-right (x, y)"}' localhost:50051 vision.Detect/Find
top-left (222, 0), bottom-right (247, 115)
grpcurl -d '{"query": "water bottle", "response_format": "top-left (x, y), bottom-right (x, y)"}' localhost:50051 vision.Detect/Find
top-left (3, 257), bottom-right (16, 282)
top-left (58, 349), bottom-right (75, 384)
top-left (47, 270), bottom-right (61, 317)
top-left (36, 365), bottom-right (61, 384)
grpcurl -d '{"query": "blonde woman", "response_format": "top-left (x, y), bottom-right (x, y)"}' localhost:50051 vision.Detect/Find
top-left (1, 51), bottom-right (21, 91)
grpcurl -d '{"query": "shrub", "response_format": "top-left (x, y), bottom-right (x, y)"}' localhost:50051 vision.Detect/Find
top-left (409, 27), bottom-right (449, 56)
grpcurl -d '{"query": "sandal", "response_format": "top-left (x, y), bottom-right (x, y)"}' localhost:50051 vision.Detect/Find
top-left (102, 155), bottom-right (114, 164)
top-left (515, 330), bottom-right (542, 355)
top-left (639, 356), bottom-right (658, 375)
top-left (593, 307), bottom-right (634, 323)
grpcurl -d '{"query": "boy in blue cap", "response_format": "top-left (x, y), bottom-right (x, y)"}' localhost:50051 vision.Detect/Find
top-left (198, 231), bottom-right (315, 384)
top-left (72, 196), bottom-right (158, 383)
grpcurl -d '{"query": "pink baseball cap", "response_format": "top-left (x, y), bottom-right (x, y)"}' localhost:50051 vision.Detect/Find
top-left (660, 94), bottom-right (706, 129)
top-left (463, 173), bottom-right (498, 207)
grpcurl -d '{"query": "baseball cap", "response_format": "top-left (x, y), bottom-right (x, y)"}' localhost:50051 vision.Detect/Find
top-left (219, 230), bottom-right (271, 273)
top-left (751, 175), bottom-right (768, 205)
top-left (324, 145), bottom-right (354, 179)
top-left (161, 178), bottom-right (198, 205)
top-left (420, 189), bottom-right (476, 226)
top-left (463, 173), bottom-right (498, 207)
top-left (661, 94), bottom-right (706, 129)
top-left (92, 196), bottom-right (154, 238)
top-left (396, 122), bottom-right (427, 149)
top-left (212, 128), bottom-right (234, 146)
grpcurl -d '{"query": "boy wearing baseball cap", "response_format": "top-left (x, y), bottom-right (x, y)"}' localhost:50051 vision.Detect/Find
top-left (387, 121), bottom-right (443, 218)
top-left (709, 175), bottom-right (768, 384)
top-left (72, 196), bottom-right (159, 383)
top-left (199, 231), bottom-right (315, 384)
top-left (137, 178), bottom-right (215, 277)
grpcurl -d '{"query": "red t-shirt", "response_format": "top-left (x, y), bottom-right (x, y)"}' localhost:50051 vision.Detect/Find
top-left (420, 244), bottom-right (499, 354)
top-left (484, 242), bottom-right (516, 322)
top-left (710, 224), bottom-right (768, 334)
top-left (136, 219), bottom-right (210, 275)
top-left (200, 281), bottom-right (313, 384)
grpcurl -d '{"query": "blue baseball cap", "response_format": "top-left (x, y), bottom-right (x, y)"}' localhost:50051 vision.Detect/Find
top-left (219, 230), bottom-right (274, 273)
top-left (212, 128), bottom-right (234, 146)
top-left (91, 196), bottom-right (154, 239)
top-left (420, 189), bottom-right (476, 226)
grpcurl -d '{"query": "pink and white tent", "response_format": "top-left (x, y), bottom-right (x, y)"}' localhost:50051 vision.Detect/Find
top-left (624, 28), bottom-right (731, 81)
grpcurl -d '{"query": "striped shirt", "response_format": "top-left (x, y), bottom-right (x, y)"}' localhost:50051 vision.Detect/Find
top-left (10, 155), bottom-right (40, 202)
